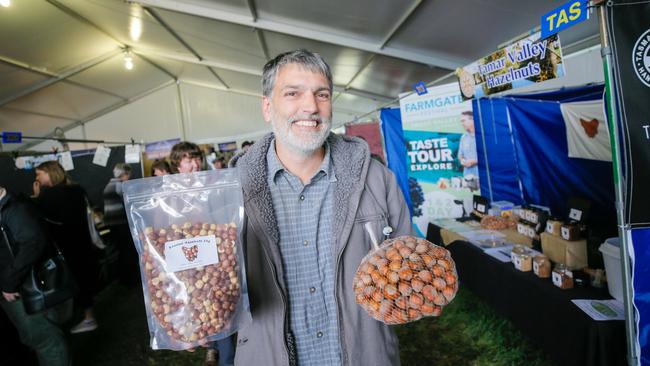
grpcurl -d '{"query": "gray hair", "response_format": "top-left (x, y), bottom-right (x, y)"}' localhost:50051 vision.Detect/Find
top-left (262, 49), bottom-right (333, 97)
top-left (113, 163), bottom-right (132, 178)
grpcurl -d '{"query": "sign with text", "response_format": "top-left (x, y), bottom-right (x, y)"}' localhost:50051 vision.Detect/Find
top-left (456, 32), bottom-right (565, 100)
top-left (541, 0), bottom-right (588, 39)
top-left (399, 83), bottom-right (478, 236)
top-left (607, 2), bottom-right (650, 227)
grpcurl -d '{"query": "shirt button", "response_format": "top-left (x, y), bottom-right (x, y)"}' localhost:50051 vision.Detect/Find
top-left (303, 240), bottom-right (308, 246)
top-left (309, 287), bottom-right (316, 293)
top-left (316, 331), bottom-right (323, 338)
top-left (299, 195), bottom-right (305, 201)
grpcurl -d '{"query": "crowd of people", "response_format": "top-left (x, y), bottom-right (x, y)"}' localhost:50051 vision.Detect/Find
top-left (1, 49), bottom-right (410, 366)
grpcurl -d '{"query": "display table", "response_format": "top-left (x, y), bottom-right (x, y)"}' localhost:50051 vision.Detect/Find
top-left (540, 232), bottom-right (588, 270)
top-left (447, 239), bottom-right (626, 366)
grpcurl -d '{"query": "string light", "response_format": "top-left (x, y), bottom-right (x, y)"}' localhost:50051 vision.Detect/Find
top-left (0, 0), bottom-right (11, 8)
top-left (123, 50), bottom-right (134, 71)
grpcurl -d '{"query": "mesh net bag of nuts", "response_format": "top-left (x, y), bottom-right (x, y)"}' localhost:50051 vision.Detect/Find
top-left (353, 234), bottom-right (458, 324)
top-left (123, 169), bottom-right (251, 350)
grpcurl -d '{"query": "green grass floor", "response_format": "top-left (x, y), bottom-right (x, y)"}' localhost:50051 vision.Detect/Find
top-left (68, 282), bottom-right (554, 365)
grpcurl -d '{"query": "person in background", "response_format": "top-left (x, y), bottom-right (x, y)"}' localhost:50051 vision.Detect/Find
top-left (241, 141), bottom-right (254, 153)
top-left (212, 157), bottom-right (226, 170)
top-left (228, 49), bottom-right (411, 365)
top-left (169, 142), bottom-right (204, 174)
top-left (1, 185), bottom-right (70, 366)
top-left (458, 111), bottom-right (479, 179)
top-left (32, 161), bottom-right (99, 334)
top-left (151, 159), bottom-right (171, 177)
top-left (169, 141), bottom-right (235, 366)
top-left (103, 163), bottom-right (138, 286)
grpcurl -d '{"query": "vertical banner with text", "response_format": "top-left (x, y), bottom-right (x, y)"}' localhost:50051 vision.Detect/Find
top-left (606, 2), bottom-right (650, 365)
top-left (399, 83), bottom-right (478, 236)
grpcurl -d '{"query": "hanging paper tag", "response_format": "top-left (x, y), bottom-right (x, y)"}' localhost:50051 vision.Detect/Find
top-left (125, 144), bottom-right (141, 163)
top-left (57, 151), bottom-right (74, 171)
top-left (93, 144), bottom-right (111, 167)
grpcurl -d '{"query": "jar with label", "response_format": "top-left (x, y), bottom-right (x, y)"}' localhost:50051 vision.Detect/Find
top-left (546, 218), bottom-right (562, 236)
top-left (552, 263), bottom-right (574, 289)
top-left (533, 255), bottom-right (551, 278)
top-left (513, 252), bottom-right (532, 272)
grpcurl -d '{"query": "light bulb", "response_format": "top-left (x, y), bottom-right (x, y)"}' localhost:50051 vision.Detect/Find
top-left (124, 52), bottom-right (134, 70)
top-left (0, 0), bottom-right (11, 8)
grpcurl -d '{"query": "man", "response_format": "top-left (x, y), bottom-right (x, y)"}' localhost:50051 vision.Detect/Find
top-left (0, 185), bottom-right (70, 365)
top-left (458, 111), bottom-right (479, 179)
top-left (169, 141), bottom-right (235, 366)
top-left (229, 49), bottom-right (411, 365)
top-left (102, 163), bottom-right (139, 286)
top-left (103, 163), bottom-right (132, 226)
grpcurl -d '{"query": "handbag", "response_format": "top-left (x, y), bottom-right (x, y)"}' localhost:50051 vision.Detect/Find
top-left (1, 214), bottom-right (78, 315)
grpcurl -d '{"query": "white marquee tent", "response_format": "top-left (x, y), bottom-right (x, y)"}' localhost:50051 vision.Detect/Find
top-left (0, 0), bottom-right (602, 153)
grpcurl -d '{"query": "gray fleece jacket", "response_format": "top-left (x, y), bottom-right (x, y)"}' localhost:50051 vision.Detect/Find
top-left (230, 132), bottom-right (412, 366)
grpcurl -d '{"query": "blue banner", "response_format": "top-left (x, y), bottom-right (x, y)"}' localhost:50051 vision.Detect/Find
top-left (632, 228), bottom-right (650, 365)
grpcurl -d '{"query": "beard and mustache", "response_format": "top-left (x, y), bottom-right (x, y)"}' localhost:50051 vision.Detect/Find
top-left (269, 108), bottom-right (332, 157)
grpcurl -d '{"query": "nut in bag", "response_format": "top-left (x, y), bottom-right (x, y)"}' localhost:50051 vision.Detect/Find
top-left (353, 232), bottom-right (458, 324)
top-left (123, 169), bottom-right (251, 350)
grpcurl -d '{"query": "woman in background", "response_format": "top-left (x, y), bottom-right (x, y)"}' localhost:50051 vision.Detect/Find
top-left (1, 185), bottom-right (70, 365)
top-left (32, 161), bottom-right (99, 334)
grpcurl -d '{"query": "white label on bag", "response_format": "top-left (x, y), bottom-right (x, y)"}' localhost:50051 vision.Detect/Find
top-left (477, 204), bottom-right (486, 213)
top-left (546, 222), bottom-right (553, 233)
top-left (164, 235), bottom-right (219, 272)
top-left (533, 261), bottom-right (540, 275)
top-left (552, 271), bottom-right (563, 287)
top-left (569, 208), bottom-right (582, 221)
top-left (514, 256), bottom-right (522, 269)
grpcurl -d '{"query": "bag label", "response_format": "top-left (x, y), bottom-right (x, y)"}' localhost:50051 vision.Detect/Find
top-left (164, 235), bottom-right (219, 272)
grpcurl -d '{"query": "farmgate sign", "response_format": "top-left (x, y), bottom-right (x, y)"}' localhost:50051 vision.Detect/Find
top-left (633, 29), bottom-right (650, 87)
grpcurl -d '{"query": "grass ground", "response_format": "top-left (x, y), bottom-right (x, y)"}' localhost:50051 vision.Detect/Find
top-left (66, 282), bottom-right (554, 365)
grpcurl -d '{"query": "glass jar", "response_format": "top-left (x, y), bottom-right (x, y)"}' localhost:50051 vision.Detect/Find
top-left (533, 255), bottom-right (551, 278)
top-left (552, 263), bottom-right (574, 289)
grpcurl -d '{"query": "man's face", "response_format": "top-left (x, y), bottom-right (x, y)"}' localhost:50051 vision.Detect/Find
top-left (177, 156), bottom-right (202, 173)
top-left (262, 63), bottom-right (332, 156)
top-left (460, 114), bottom-right (475, 134)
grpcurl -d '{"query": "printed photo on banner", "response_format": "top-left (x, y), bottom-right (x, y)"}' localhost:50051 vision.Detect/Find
top-left (399, 82), bottom-right (479, 236)
top-left (456, 32), bottom-right (565, 100)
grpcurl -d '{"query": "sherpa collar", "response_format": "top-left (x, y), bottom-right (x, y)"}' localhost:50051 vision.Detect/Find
top-left (230, 132), bottom-right (370, 251)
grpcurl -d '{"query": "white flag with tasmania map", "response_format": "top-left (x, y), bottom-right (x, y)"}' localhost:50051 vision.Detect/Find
top-left (560, 100), bottom-right (612, 162)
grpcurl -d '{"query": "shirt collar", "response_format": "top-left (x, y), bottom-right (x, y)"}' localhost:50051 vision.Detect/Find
top-left (266, 139), bottom-right (337, 185)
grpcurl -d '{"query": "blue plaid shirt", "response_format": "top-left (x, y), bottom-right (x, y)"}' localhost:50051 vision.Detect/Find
top-left (266, 140), bottom-right (341, 366)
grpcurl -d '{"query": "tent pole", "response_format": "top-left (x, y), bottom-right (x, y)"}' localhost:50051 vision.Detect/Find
top-left (475, 98), bottom-right (493, 202)
top-left (597, 4), bottom-right (637, 365)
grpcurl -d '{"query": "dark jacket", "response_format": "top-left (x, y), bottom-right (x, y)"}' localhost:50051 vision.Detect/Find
top-left (230, 133), bottom-right (412, 366)
top-left (103, 178), bottom-right (127, 226)
top-left (0, 191), bottom-right (48, 293)
top-left (33, 184), bottom-right (93, 254)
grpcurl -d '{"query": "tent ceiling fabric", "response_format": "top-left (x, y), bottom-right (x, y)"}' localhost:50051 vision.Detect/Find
top-left (0, 0), bottom-right (600, 152)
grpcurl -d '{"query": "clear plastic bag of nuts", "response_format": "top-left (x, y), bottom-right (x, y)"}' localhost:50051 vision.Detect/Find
top-left (353, 224), bottom-right (458, 324)
top-left (123, 169), bottom-right (251, 350)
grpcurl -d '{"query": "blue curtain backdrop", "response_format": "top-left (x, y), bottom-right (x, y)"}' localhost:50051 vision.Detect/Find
top-left (472, 83), bottom-right (615, 223)
top-left (380, 107), bottom-right (413, 214)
